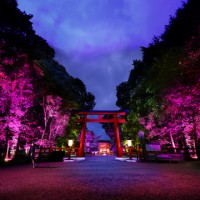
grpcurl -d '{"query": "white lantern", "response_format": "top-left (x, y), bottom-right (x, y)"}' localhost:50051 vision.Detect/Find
top-left (127, 140), bottom-right (132, 147)
top-left (68, 139), bottom-right (73, 147)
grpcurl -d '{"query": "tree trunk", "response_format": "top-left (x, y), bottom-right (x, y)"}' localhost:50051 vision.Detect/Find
top-left (5, 126), bottom-right (10, 161)
top-left (192, 112), bottom-right (198, 159)
top-left (183, 134), bottom-right (190, 160)
top-left (169, 131), bottom-right (176, 153)
top-left (41, 95), bottom-right (47, 140)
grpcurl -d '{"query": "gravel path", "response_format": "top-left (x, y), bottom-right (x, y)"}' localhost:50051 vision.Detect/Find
top-left (0, 156), bottom-right (200, 200)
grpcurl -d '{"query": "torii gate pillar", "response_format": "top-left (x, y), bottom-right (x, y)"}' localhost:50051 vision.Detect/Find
top-left (78, 115), bottom-right (87, 157)
top-left (113, 114), bottom-right (122, 157)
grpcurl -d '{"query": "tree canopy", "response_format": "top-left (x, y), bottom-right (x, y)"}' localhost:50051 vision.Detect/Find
top-left (0, 0), bottom-right (95, 160)
top-left (115, 0), bottom-right (200, 157)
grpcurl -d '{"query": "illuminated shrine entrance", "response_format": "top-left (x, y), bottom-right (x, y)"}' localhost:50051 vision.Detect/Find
top-left (77, 110), bottom-right (127, 157)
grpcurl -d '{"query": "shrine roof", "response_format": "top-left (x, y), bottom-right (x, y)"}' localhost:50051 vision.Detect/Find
top-left (98, 140), bottom-right (111, 143)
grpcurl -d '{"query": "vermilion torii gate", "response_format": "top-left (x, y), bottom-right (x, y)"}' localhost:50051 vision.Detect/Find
top-left (76, 110), bottom-right (127, 157)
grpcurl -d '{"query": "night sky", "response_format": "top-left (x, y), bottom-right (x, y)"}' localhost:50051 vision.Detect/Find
top-left (17, 0), bottom-right (186, 138)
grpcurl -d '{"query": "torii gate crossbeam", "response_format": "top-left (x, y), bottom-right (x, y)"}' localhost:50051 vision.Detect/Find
top-left (76, 110), bottom-right (127, 157)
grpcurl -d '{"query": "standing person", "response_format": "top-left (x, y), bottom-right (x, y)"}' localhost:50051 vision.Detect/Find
top-left (30, 143), bottom-right (39, 168)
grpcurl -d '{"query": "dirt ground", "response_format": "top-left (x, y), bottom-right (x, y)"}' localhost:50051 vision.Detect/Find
top-left (0, 156), bottom-right (200, 200)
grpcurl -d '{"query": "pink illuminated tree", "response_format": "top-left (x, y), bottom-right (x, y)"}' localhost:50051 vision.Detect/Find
top-left (140, 82), bottom-right (200, 157)
top-left (0, 49), bottom-right (43, 159)
top-left (39, 95), bottom-right (70, 147)
top-left (164, 83), bottom-right (200, 156)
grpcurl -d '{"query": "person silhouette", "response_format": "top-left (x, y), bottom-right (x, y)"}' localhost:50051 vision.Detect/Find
top-left (30, 143), bottom-right (39, 168)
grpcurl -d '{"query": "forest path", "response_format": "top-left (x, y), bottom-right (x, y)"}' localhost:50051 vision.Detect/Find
top-left (0, 156), bottom-right (200, 200)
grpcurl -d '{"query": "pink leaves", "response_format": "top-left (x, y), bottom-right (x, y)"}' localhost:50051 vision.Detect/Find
top-left (139, 81), bottom-right (200, 151)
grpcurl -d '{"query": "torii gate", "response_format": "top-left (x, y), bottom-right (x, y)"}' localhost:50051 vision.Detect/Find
top-left (76, 110), bottom-right (127, 157)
